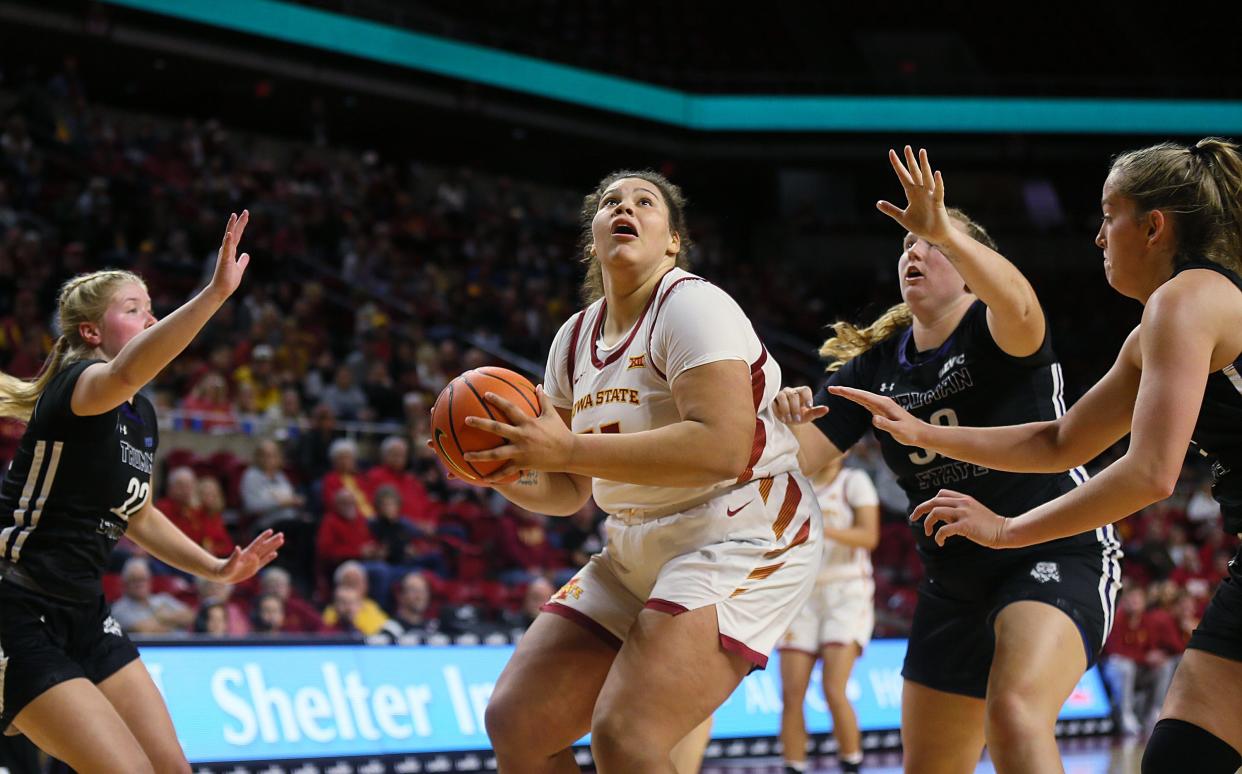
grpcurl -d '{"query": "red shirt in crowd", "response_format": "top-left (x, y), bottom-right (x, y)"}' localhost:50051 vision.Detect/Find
top-left (1105, 607), bottom-right (1185, 661)
top-left (363, 465), bottom-right (438, 528)
top-left (315, 510), bottom-right (378, 568)
top-left (497, 512), bottom-right (564, 574)
top-left (157, 498), bottom-right (235, 556)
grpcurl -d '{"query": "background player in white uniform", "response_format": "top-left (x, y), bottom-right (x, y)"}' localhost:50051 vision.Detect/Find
top-left (779, 458), bottom-right (879, 774)
top-left (461, 171), bottom-right (823, 773)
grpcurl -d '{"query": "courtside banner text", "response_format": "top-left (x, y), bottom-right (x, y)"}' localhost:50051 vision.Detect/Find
top-left (140, 641), bottom-right (1110, 762)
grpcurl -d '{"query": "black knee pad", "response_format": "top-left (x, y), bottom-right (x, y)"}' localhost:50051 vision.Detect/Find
top-left (1143, 719), bottom-right (1241, 774)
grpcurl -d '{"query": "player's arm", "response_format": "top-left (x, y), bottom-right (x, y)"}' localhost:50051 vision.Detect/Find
top-left (824, 502), bottom-right (880, 550)
top-left (877, 147), bottom-right (1042, 356)
top-left (71, 212), bottom-right (251, 416)
top-left (468, 359), bottom-right (757, 487)
top-left (490, 407), bottom-right (594, 516)
top-left (830, 326), bottom-right (1141, 473)
top-left (129, 486), bottom-right (282, 583)
top-left (987, 280), bottom-right (1218, 546)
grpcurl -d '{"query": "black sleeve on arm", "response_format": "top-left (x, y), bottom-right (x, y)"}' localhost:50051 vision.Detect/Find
top-left (810, 355), bottom-right (874, 454)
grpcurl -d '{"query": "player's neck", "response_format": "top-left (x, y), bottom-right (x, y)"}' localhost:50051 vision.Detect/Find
top-left (600, 264), bottom-right (670, 342)
top-left (909, 295), bottom-right (973, 351)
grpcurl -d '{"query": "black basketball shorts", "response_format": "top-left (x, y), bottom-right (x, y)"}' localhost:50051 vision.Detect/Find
top-left (0, 581), bottom-right (140, 730)
top-left (902, 543), bottom-right (1120, 699)
top-left (1187, 546), bottom-right (1242, 662)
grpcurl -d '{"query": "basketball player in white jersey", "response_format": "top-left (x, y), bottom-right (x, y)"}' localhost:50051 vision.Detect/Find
top-left (779, 457), bottom-right (879, 774)
top-left (461, 170), bottom-right (823, 773)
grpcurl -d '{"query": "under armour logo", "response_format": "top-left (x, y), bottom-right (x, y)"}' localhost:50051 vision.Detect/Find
top-left (118, 424), bottom-right (127, 436)
top-left (880, 382), bottom-right (896, 392)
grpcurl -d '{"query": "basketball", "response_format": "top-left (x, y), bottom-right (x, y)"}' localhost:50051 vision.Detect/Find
top-left (430, 366), bottom-right (541, 485)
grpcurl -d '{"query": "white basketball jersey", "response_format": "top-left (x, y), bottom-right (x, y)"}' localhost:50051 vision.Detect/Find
top-left (816, 467), bottom-right (878, 583)
top-left (543, 268), bottom-right (800, 514)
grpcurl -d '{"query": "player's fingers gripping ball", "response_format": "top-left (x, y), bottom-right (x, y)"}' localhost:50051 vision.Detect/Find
top-left (430, 367), bottom-right (541, 485)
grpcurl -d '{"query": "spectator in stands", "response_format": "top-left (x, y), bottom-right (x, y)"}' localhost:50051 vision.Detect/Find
top-left (319, 364), bottom-right (369, 421)
top-left (197, 474), bottom-right (238, 539)
top-left (195, 578), bottom-right (251, 636)
top-left (503, 577), bottom-right (555, 634)
top-left (194, 602), bottom-right (229, 637)
top-left (364, 435), bottom-right (436, 528)
top-left (240, 439), bottom-right (304, 533)
top-left (233, 343), bottom-right (280, 413)
top-left (321, 560), bottom-right (390, 636)
top-left (181, 371), bottom-right (235, 432)
top-left (1103, 586), bottom-right (1185, 735)
top-left (385, 572), bottom-right (442, 640)
top-left (317, 488), bottom-right (382, 579)
top-left (293, 402), bottom-right (341, 484)
top-left (322, 437), bottom-right (375, 519)
top-left (110, 558), bottom-right (194, 634)
top-left (496, 507), bottom-right (564, 585)
top-left (258, 567), bottom-right (320, 633)
top-left (362, 359), bottom-right (403, 422)
top-left (251, 593), bottom-right (286, 636)
top-left (169, 474), bottom-right (235, 556)
top-left (319, 585), bottom-right (362, 636)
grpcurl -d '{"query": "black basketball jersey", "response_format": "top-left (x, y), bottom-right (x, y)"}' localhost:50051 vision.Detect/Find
top-left (814, 300), bottom-right (1105, 567)
top-left (0, 360), bottom-right (158, 600)
top-left (1175, 261), bottom-right (1242, 533)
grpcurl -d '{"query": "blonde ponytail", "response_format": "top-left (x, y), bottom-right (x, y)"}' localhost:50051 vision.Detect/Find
top-left (819, 302), bottom-right (912, 372)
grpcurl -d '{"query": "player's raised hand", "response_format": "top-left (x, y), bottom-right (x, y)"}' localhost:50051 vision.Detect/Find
top-left (876, 146), bottom-right (954, 247)
top-left (910, 490), bottom-right (1010, 548)
top-left (208, 210), bottom-right (252, 299)
top-left (774, 386), bottom-right (827, 424)
top-left (827, 385), bottom-right (926, 447)
top-left (213, 529), bottom-right (284, 584)
top-left (462, 385), bottom-right (575, 473)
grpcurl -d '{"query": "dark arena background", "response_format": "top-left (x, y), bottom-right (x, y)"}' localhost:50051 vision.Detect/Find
top-left (0, 1), bottom-right (1241, 772)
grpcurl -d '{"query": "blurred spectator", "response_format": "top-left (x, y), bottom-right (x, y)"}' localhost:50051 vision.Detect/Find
top-left (194, 602), bottom-right (230, 637)
top-left (251, 593), bottom-right (286, 636)
top-left (1186, 478), bottom-right (1221, 529)
top-left (370, 485), bottom-right (445, 576)
top-left (363, 435), bottom-right (436, 527)
top-left (233, 343), bottom-right (281, 413)
top-left (322, 438), bottom-right (375, 519)
top-left (558, 501), bottom-right (605, 569)
top-left (317, 488), bottom-right (383, 577)
top-left (196, 578), bottom-right (251, 636)
top-left (384, 572), bottom-right (443, 640)
top-left (320, 365), bottom-right (369, 421)
top-left (293, 403), bottom-right (342, 484)
top-left (240, 439), bottom-right (305, 533)
top-left (181, 372), bottom-right (236, 432)
top-left (321, 560), bottom-right (390, 636)
top-left (258, 567), bottom-right (321, 633)
top-left (164, 474), bottom-right (235, 557)
top-left (197, 476), bottom-right (239, 543)
top-left (497, 507), bottom-right (565, 585)
top-left (1102, 586), bottom-right (1184, 736)
top-left (319, 585), bottom-right (362, 636)
top-left (502, 577), bottom-right (554, 634)
top-left (111, 558), bottom-right (193, 634)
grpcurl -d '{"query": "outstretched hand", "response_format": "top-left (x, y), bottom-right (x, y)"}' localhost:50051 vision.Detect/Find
top-left (828, 385), bottom-right (927, 447)
top-left (212, 529), bottom-right (283, 584)
top-left (877, 146), bottom-right (954, 247)
top-left (208, 210), bottom-right (252, 299)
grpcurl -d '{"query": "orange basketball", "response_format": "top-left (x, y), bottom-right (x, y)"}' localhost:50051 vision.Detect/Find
top-left (430, 366), bottom-right (541, 486)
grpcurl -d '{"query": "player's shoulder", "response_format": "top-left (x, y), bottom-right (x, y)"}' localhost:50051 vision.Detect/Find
top-left (656, 268), bottom-right (732, 309)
